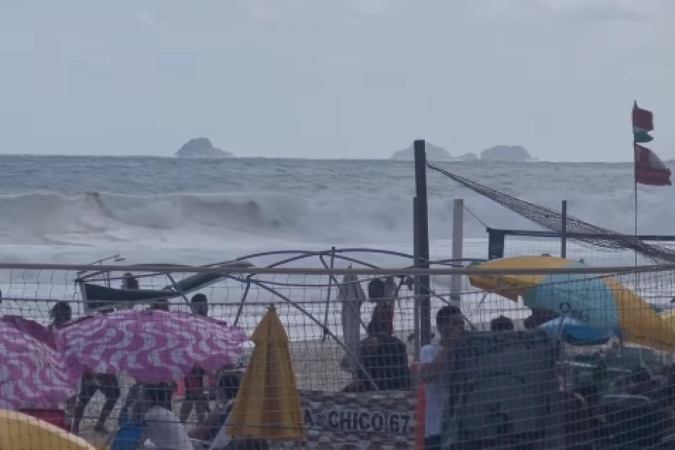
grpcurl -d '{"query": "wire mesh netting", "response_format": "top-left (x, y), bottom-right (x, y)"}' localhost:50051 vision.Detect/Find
top-left (428, 162), bottom-right (675, 265)
top-left (3, 264), bottom-right (675, 448)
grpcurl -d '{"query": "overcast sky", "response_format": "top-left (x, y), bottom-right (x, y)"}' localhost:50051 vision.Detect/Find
top-left (0, 0), bottom-right (668, 161)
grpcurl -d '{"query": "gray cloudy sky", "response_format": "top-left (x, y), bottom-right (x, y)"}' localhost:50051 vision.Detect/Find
top-left (0, 0), bottom-right (668, 161)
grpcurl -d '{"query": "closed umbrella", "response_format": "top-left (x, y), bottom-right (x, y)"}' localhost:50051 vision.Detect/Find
top-left (337, 272), bottom-right (366, 373)
top-left (469, 256), bottom-right (675, 351)
top-left (228, 306), bottom-right (304, 440)
top-left (0, 409), bottom-right (95, 450)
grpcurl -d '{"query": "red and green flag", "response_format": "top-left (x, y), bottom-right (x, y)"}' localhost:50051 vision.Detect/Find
top-left (632, 102), bottom-right (670, 186)
top-left (633, 101), bottom-right (654, 143)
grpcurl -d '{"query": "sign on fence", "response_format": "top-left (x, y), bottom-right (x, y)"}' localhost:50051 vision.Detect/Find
top-left (275, 389), bottom-right (417, 449)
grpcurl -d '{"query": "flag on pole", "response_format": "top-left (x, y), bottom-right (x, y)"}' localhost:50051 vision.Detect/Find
top-left (634, 144), bottom-right (671, 186)
top-left (633, 101), bottom-right (654, 143)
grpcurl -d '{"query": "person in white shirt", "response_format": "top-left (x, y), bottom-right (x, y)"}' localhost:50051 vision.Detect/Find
top-left (137, 383), bottom-right (193, 450)
top-left (419, 305), bottom-right (465, 450)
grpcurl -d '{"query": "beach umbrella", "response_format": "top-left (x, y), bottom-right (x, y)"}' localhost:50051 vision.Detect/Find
top-left (338, 272), bottom-right (366, 373)
top-left (469, 255), bottom-right (675, 351)
top-left (539, 317), bottom-right (617, 346)
top-left (0, 316), bottom-right (78, 410)
top-left (58, 309), bottom-right (247, 382)
top-left (0, 409), bottom-right (95, 450)
top-left (228, 306), bottom-right (304, 440)
top-left (657, 310), bottom-right (675, 330)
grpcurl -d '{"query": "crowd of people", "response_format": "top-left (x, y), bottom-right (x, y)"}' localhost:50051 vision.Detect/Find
top-left (47, 274), bottom-right (265, 450)
top-left (336, 276), bottom-right (675, 449)
top-left (41, 272), bottom-right (675, 449)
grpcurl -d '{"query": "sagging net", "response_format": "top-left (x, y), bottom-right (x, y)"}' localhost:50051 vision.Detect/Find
top-left (427, 162), bottom-right (675, 264)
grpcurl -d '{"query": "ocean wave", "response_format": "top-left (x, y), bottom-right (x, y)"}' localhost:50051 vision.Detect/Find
top-left (1, 178), bottom-right (673, 247)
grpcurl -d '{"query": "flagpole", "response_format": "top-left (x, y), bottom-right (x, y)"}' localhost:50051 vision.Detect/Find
top-left (632, 100), bottom-right (639, 269)
top-left (634, 174), bottom-right (638, 268)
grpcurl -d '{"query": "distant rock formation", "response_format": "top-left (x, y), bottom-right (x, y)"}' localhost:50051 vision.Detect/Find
top-left (175, 138), bottom-right (233, 159)
top-left (390, 142), bottom-right (452, 161)
top-left (480, 145), bottom-right (531, 161)
top-left (455, 152), bottom-right (478, 161)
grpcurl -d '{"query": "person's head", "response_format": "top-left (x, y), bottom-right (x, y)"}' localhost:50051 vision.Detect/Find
top-left (150, 300), bottom-right (170, 312)
top-left (50, 301), bottom-right (72, 326)
top-left (191, 293), bottom-right (208, 317)
top-left (436, 305), bottom-right (464, 340)
top-left (143, 382), bottom-right (173, 408)
top-left (490, 315), bottom-right (514, 332)
top-left (367, 279), bottom-right (386, 300)
top-left (216, 373), bottom-right (241, 404)
top-left (122, 273), bottom-right (139, 290)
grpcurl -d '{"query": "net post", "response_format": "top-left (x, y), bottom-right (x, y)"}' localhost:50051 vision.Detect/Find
top-left (561, 200), bottom-right (567, 258)
top-left (413, 197), bottom-right (421, 362)
top-left (451, 199), bottom-right (464, 306)
top-left (414, 140), bottom-right (432, 346)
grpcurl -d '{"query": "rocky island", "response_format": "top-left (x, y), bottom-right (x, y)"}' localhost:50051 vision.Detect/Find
top-left (390, 142), bottom-right (452, 161)
top-left (175, 138), bottom-right (234, 159)
top-left (480, 145), bottom-right (531, 161)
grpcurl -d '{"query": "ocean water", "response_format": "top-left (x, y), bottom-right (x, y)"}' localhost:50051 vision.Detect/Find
top-left (1, 155), bottom-right (674, 339)
top-left (0, 155), bottom-right (666, 265)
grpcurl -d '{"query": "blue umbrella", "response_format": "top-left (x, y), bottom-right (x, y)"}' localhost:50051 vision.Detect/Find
top-left (539, 317), bottom-right (618, 346)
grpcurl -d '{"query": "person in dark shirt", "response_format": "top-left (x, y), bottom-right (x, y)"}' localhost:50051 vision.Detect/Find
top-left (368, 278), bottom-right (395, 336)
top-left (342, 320), bottom-right (411, 392)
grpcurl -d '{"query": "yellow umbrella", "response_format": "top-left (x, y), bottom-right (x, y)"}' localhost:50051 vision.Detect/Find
top-left (0, 409), bottom-right (95, 450)
top-left (228, 306), bottom-right (305, 440)
top-left (659, 310), bottom-right (675, 329)
top-left (469, 255), bottom-right (675, 351)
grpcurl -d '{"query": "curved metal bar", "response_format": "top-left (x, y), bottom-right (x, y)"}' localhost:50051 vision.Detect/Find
top-left (165, 273), bottom-right (196, 313)
top-left (219, 273), bottom-right (380, 392)
top-left (233, 276), bottom-right (253, 327)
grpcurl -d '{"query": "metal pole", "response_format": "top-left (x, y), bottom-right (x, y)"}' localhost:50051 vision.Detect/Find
top-left (413, 197), bottom-right (421, 362)
top-left (451, 199), bottom-right (464, 306)
top-left (321, 247), bottom-right (336, 342)
top-left (414, 140), bottom-right (432, 346)
top-left (561, 200), bottom-right (567, 258)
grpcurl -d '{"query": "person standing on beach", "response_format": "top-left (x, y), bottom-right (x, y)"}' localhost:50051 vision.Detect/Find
top-left (180, 293), bottom-right (211, 425)
top-left (71, 279), bottom-right (135, 435)
top-left (368, 277), bottom-right (396, 336)
top-left (419, 305), bottom-right (465, 450)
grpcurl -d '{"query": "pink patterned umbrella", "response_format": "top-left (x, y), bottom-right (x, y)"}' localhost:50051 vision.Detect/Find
top-left (58, 309), bottom-right (247, 382)
top-left (0, 316), bottom-right (78, 409)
